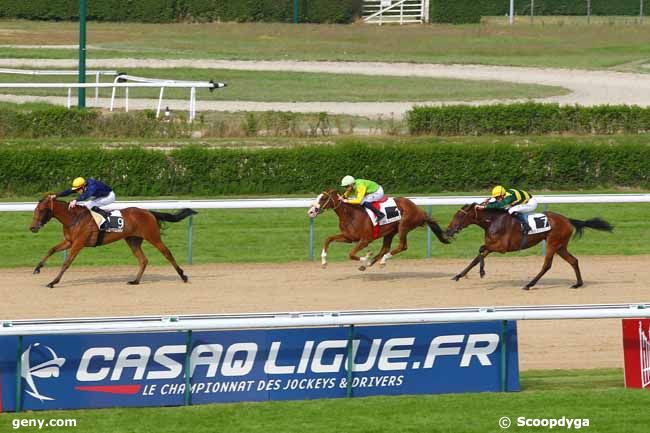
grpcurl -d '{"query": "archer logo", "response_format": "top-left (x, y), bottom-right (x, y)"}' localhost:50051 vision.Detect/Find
top-left (21, 343), bottom-right (66, 401)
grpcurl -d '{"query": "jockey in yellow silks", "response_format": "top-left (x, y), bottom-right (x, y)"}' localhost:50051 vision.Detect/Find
top-left (340, 175), bottom-right (385, 220)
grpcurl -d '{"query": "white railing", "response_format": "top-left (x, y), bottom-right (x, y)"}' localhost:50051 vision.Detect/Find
top-left (0, 68), bottom-right (119, 106)
top-left (0, 80), bottom-right (226, 122)
top-left (5, 193), bottom-right (649, 262)
top-left (1, 303), bottom-right (649, 335)
top-left (2, 193), bottom-right (649, 212)
top-left (362, 0), bottom-right (429, 25)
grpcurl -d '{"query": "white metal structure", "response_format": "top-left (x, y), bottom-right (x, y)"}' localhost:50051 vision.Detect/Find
top-left (2, 193), bottom-right (649, 212)
top-left (0, 68), bottom-right (118, 105)
top-left (1, 303), bottom-right (650, 336)
top-left (363, 0), bottom-right (429, 24)
top-left (111, 74), bottom-right (225, 121)
top-left (640, 321), bottom-right (650, 388)
top-left (0, 78), bottom-right (225, 122)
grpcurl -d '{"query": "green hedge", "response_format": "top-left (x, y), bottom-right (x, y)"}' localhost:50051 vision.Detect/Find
top-left (430, 0), bottom-right (648, 23)
top-left (407, 103), bottom-right (650, 136)
top-left (2, 141), bottom-right (649, 196)
top-left (0, 0), bottom-right (361, 23)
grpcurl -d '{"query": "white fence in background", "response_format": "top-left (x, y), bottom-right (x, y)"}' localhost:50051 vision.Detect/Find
top-left (4, 193), bottom-right (649, 262)
top-left (1, 303), bottom-right (650, 335)
top-left (0, 68), bottom-right (119, 105)
top-left (2, 193), bottom-right (649, 212)
top-left (0, 69), bottom-right (226, 122)
top-left (363, 0), bottom-right (430, 24)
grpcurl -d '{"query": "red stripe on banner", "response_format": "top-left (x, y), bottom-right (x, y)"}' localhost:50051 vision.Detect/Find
top-left (75, 385), bottom-right (141, 395)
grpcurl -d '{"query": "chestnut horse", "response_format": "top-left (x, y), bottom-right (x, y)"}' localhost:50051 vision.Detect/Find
top-left (308, 189), bottom-right (449, 270)
top-left (29, 196), bottom-right (197, 288)
top-left (446, 203), bottom-right (613, 290)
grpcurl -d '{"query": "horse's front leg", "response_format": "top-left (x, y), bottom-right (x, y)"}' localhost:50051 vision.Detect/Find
top-left (46, 241), bottom-right (84, 288)
top-left (453, 246), bottom-right (490, 281)
top-left (370, 233), bottom-right (395, 267)
top-left (321, 233), bottom-right (350, 268)
top-left (348, 239), bottom-right (371, 271)
top-left (34, 239), bottom-right (71, 274)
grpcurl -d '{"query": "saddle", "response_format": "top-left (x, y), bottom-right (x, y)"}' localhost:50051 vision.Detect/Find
top-left (90, 209), bottom-right (124, 233)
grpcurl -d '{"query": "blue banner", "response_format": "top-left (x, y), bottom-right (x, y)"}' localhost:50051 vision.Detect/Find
top-left (0, 321), bottom-right (519, 411)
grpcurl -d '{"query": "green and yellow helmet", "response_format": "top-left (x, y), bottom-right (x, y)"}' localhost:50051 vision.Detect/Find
top-left (71, 177), bottom-right (86, 190)
top-left (491, 185), bottom-right (507, 198)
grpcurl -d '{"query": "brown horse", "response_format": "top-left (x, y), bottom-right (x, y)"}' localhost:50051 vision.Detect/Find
top-left (308, 189), bottom-right (449, 270)
top-left (29, 196), bottom-right (196, 288)
top-left (446, 203), bottom-right (613, 290)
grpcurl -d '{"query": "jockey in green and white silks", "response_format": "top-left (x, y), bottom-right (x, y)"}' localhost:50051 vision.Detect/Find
top-left (481, 185), bottom-right (538, 233)
top-left (340, 175), bottom-right (386, 220)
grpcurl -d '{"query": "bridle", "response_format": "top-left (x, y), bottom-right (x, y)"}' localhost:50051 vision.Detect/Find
top-left (320, 191), bottom-right (342, 212)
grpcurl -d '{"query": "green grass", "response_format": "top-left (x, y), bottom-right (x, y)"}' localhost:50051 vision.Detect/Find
top-left (0, 68), bottom-right (566, 102)
top-left (1, 369), bottom-right (648, 433)
top-left (2, 20), bottom-right (650, 69)
top-left (4, 200), bottom-right (648, 268)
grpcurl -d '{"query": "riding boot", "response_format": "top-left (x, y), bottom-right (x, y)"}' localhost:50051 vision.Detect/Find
top-left (511, 211), bottom-right (531, 234)
top-left (91, 206), bottom-right (111, 220)
top-left (362, 202), bottom-right (385, 221)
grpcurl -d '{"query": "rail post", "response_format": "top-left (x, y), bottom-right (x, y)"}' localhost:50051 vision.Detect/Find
top-left (15, 335), bottom-right (23, 412)
top-left (309, 217), bottom-right (315, 261)
top-left (188, 214), bottom-right (194, 265)
top-left (346, 325), bottom-right (354, 398)
top-left (427, 205), bottom-right (433, 258)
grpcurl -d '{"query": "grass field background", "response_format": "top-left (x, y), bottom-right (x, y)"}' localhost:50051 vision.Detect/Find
top-left (1, 369), bottom-right (647, 433)
top-left (1, 20), bottom-right (650, 70)
top-left (3, 200), bottom-right (647, 268)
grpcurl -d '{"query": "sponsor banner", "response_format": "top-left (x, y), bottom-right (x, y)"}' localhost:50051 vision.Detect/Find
top-left (0, 321), bottom-right (519, 411)
top-left (622, 318), bottom-right (650, 388)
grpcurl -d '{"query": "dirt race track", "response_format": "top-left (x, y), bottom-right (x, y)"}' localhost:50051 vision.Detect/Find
top-left (2, 255), bottom-right (649, 371)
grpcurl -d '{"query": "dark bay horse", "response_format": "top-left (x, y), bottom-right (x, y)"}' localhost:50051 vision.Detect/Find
top-left (446, 203), bottom-right (613, 290)
top-left (308, 189), bottom-right (449, 270)
top-left (29, 196), bottom-right (197, 288)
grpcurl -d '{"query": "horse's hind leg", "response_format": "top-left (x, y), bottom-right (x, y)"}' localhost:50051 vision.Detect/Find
top-left (523, 247), bottom-right (557, 291)
top-left (349, 239), bottom-right (371, 271)
top-left (125, 237), bottom-right (148, 285)
top-left (557, 246), bottom-right (583, 289)
top-left (34, 239), bottom-right (71, 274)
top-left (146, 235), bottom-right (188, 283)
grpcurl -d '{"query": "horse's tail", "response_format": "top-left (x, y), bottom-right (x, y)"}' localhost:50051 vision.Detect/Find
top-left (151, 208), bottom-right (198, 223)
top-left (426, 216), bottom-right (451, 244)
top-left (569, 217), bottom-right (613, 239)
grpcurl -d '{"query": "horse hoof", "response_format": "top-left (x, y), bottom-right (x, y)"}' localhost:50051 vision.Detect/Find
top-left (181, 274), bottom-right (189, 283)
top-left (479, 272), bottom-right (486, 279)
top-left (358, 266), bottom-right (366, 272)
top-left (522, 286), bottom-right (531, 291)
top-left (127, 280), bottom-right (140, 285)
top-left (570, 284), bottom-right (582, 289)
top-left (321, 263), bottom-right (328, 269)
top-left (33, 268), bottom-right (40, 275)
top-left (452, 275), bottom-right (461, 281)
top-left (46, 283), bottom-right (55, 289)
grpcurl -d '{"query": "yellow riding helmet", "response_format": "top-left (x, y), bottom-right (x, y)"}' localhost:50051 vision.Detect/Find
top-left (491, 185), bottom-right (506, 198)
top-left (71, 177), bottom-right (86, 190)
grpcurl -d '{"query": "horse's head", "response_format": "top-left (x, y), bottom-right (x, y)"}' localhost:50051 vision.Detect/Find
top-left (307, 189), bottom-right (342, 218)
top-left (446, 203), bottom-right (479, 238)
top-left (30, 195), bottom-right (56, 233)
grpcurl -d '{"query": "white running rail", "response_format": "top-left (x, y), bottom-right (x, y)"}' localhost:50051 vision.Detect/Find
top-left (1, 303), bottom-right (650, 336)
top-left (363, 0), bottom-right (429, 25)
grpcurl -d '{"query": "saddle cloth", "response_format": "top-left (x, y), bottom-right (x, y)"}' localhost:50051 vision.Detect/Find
top-left (90, 210), bottom-right (125, 233)
top-left (524, 212), bottom-right (551, 235)
top-left (364, 197), bottom-right (402, 226)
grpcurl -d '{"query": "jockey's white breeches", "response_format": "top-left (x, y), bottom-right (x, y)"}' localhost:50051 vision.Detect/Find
top-left (508, 197), bottom-right (538, 214)
top-left (84, 191), bottom-right (116, 210)
top-left (361, 186), bottom-right (384, 204)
